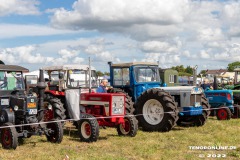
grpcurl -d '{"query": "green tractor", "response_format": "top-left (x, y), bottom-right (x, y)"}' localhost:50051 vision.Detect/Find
top-left (224, 68), bottom-right (240, 105)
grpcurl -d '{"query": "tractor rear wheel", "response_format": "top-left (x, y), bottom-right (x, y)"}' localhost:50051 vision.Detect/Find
top-left (78, 114), bottom-right (99, 142)
top-left (1, 122), bottom-right (18, 149)
top-left (107, 88), bottom-right (134, 114)
top-left (117, 114), bottom-right (138, 137)
top-left (232, 105), bottom-right (240, 118)
top-left (217, 107), bottom-right (231, 120)
top-left (43, 95), bottom-right (66, 123)
top-left (135, 88), bottom-right (178, 132)
top-left (177, 95), bottom-right (211, 127)
top-left (45, 120), bottom-right (63, 143)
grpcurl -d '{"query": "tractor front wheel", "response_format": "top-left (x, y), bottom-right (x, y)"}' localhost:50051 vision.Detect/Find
top-left (217, 107), bottom-right (231, 120)
top-left (117, 114), bottom-right (138, 137)
top-left (45, 120), bottom-right (63, 143)
top-left (135, 88), bottom-right (178, 132)
top-left (78, 114), bottom-right (99, 142)
top-left (1, 122), bottom-right (18, 149)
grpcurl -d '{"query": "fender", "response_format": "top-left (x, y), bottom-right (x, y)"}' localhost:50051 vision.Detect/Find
top-left (0, 109), bottom-right (15, 124)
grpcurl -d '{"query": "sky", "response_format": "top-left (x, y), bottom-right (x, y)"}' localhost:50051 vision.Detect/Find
top-left (1, 0), bottom-right (240, 73)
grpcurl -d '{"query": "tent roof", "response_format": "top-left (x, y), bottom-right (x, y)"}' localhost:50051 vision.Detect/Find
top-left (42, 64), bottom-right (96, 71)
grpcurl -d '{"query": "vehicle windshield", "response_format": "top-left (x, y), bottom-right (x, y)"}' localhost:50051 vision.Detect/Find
top-left (25, 75), bottom-right (38, 85)
top-left (0, 71), bottom-right (24, 90)
top-left (134, 66), bottom-right (160, 83)
top-left (67, 69), bottom-right (98, 88)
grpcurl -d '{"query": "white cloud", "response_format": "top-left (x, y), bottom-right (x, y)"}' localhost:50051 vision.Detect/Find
top-left (140, 40), bottom-right (180, 53)
top-left (0, 24), bottom-right (78, 39)
top-left (142, 53), bottom-right (181, 68)
top-left (85, 45), bottom-right (104, 54)
top-left (50, 0), bottom-right (189, 40)
top-left (0, 45), bottom-right (50, 64)
top-left (58, 49), bottom-right (79, 59)
top-left (199, 50), bottom-right (210, 59)
top-left (0, 0), bottom-right (40, 16)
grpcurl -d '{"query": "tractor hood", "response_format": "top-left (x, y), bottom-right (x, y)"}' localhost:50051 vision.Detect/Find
top-left (158, 86), bottom-right (204, 94)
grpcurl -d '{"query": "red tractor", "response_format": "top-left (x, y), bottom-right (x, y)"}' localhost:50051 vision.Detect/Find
top-left (32, 64), bottom-right (138, 142)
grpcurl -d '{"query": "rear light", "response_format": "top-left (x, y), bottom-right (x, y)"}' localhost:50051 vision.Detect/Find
top-left (227, 93), bottom-right (231, 100)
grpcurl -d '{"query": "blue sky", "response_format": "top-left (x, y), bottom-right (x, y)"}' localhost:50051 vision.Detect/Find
top-left (1, 0), bottom-right (240, 73)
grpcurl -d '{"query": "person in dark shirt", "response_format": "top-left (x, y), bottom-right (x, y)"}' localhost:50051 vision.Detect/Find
top-left (96, 79), bottom-right (109, 93)
top-left (201, 79), bottom-right (213, 90)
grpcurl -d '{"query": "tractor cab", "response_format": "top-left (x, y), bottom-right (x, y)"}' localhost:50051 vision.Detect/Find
top-left (108, 62), bottom-right (161, 102)
top-left (42, 64), bottom-right (98, 93)
top-left (0, 65), bottom-right (27, 96)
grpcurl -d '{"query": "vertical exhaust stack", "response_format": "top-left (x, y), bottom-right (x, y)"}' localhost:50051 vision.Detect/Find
top-left (213, 75), bottom-right (218, 90)
top-left (38, 69), bottom-right (46, 110)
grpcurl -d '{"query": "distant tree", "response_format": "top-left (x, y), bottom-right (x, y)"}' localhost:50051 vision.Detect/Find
top-left (179, 72), bottom-right (192, 76)
top-left (198, 70), bottom-right (206, 77)
top-left (0, 60), bottom-right (4, 65)
top-left (96, 71), bottom-right (104, 77)
top-left (185, 66), bottom-right (193, 74)
top-left (103, 72), bottom-right (110, 76)
top-left (227, 61), bottom-right (240, 71)
top-left (172, 65), bottom-right (185, 73)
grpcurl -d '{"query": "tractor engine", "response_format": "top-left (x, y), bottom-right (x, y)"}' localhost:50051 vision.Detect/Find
top-left (80, 93), bottom-right (126, 126)
top-left (10, 94), bottom-right (38, 129)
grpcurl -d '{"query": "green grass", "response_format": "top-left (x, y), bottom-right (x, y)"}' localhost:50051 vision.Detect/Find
top-left (0, 117), bottom-right (240, 160)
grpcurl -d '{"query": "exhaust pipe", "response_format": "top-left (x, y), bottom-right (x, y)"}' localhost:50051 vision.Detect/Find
top-left (37, 69), bottom-right (46, 110)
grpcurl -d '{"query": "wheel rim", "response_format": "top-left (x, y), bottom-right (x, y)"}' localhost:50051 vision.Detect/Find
top-left (119, 118), bottom-right (130, 134)
top-left (143, 99), bottom-right (164, 125)
top-left (217, 109), bottom-right (227, 120)
top-left (81, 122), bottom-right (91, 139)
top-left (44, 102), bottom-right (54, 122)
top-left (2, 128), bottom-right (12, 147)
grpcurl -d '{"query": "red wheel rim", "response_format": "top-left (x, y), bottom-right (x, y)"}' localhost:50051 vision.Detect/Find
top-left (122, 119), bottom-right (130, 133)
top-left (84, 123), bottom-right (91, 136)
top-left (44, 109), bottom-right (54, 122)
top-left (217, 109), bottom-right (227, 120)
top-left (1, 128), bottom-right (11, 146)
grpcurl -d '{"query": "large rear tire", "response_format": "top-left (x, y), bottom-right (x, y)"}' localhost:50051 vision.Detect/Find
top-left (135, 88), bottom-right (178, 132)
top-left (107, 88), bottom-right (134, 114)
top-left (117, 114), bottom-right (138, 137)
top-left (78, 114), bottom-right (99, 142)
top-left (1, 122), bottom-right (18, 149)
top-left (43, 95), bottom-right (66, 123)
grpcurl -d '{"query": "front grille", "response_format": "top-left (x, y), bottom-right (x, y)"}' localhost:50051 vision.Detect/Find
top-left (190, 94), bottom-right (201, 106)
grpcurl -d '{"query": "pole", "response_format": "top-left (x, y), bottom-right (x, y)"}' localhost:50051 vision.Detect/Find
top-left (89, 57), bottom-right (92, 93)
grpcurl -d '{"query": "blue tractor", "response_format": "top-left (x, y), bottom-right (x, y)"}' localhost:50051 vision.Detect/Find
top-left (204, 90), bottom-right (234, 120)
top-left (108, 62), bottom-right (210, 130)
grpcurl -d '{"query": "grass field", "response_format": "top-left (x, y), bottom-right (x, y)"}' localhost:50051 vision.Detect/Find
top-left (0, 117), bottom-right (239, 160)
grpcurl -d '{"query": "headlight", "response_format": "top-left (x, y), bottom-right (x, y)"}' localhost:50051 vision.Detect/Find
top-left (48, 104), bottom-right (53, 110)
top-left (14, 105), bottom-right (19, 111)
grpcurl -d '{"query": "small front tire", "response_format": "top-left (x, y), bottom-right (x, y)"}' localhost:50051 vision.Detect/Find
top-left (78, 114), bottom-right (99, 142)
top-left (1, 122), bottom-right (18, 149)
top-left (45, 120), bottom-right (63, 143)
top-left (117, 114), bottom-right (138, 137)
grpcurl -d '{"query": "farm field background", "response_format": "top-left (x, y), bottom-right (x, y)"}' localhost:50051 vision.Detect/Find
top-left (0, 117), bottom-right (239, 160)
